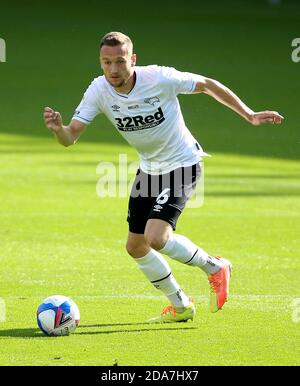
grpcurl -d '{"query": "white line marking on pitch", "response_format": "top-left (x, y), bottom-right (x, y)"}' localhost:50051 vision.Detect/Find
top-left (2, 294), bottom-right (295, 300)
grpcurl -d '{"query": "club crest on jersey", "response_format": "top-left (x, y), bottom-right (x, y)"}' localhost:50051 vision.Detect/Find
top-left (144, 96), bottom-right (160, 106)
top-left (115, 107), bottom-right (165, 132)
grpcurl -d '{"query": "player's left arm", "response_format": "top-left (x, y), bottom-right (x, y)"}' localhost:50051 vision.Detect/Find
top-left (193, 76), bottom-right (284, 125)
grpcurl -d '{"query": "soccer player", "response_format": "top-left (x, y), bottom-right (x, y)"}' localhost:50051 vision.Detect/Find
top-left (43, 32), bottom-right (284, 323)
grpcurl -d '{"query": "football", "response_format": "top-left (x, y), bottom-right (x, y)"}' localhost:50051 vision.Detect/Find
top-left (37, 295), bottom-right (80, 336)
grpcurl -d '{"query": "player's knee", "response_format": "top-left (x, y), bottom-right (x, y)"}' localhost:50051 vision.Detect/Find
top-left (126, 240), bottom-right (148, 258)
top-left (144, 233), bottom-right (167, 251)
top-left (125, 241), bottom-right (138, 257)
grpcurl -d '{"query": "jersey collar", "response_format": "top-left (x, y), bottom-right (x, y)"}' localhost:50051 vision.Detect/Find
top-left (107, 68), bottom-right (138, 99)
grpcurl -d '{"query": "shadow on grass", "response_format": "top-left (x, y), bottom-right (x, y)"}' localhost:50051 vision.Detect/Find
top-left (75, 327), bottom-right (197, 335)
top-left (76, 321), bottom-right (198, 335)
top-left (60, 179), bottom-right (300, 197)
top-left (0, 328), bottom-right (43, 338)
top-left (205, 191), bottom-right (300, 197)
top-left (0, 323), bottom-right (197, 338)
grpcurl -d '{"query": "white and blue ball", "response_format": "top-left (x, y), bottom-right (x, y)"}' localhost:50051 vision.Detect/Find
top-left (37, 295), bottom-right (80, 336)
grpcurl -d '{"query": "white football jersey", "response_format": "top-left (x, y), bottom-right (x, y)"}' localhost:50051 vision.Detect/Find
top-left (73, 65), bottom-right (208, 174)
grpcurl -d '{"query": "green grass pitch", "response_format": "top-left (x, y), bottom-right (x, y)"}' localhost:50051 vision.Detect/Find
top-left (0, 135), bottom-right (299, 366)
top-left (0, 0), bottom-right (300, 366)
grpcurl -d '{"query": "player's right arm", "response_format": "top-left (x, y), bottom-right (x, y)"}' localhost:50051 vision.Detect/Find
top-left (43, 107), bottom-right (87, 146)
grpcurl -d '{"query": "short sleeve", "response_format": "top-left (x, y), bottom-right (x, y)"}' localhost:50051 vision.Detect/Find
top-left (159, 66), bottom-right (200, 95)
top-left (72, 79), bottom-right (102, 124)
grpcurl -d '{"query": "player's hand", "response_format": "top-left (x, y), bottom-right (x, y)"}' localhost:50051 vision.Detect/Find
top-left (249, 111), bottom-right (284, 126)
top-left (43, 107), bottom-right (63, 132)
